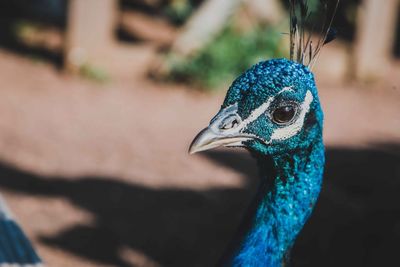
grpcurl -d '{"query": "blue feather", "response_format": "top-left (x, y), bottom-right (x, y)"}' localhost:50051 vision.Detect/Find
top-left (189, 1), bottom-right (339, 265)
top-left (0, 196), bottom-right (42, 266)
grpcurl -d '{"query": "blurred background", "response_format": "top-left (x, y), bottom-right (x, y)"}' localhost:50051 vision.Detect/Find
top-left (0, 0), bottom-right (399, 266)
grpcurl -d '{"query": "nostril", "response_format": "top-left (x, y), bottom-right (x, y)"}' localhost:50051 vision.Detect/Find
top-left (221, 118), bottom-right (239, 130)
top-left (232, 119), bottom-right (238, 127)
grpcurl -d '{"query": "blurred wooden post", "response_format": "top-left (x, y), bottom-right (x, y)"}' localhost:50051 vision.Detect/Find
top-left (354, 0), bottom-right (399, 80)
top-left (169, 0), bottom-right (284, 57)
top-left (170, 0), bottom-right (244, 57)
top-left (64, 0), bottom-right (118, 73)
top-left (245, 0), bottom-right (285, 25)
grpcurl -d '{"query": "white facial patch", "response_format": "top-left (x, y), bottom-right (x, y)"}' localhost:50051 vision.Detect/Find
top-left (270, 90), bottom-right (313, 141)
top-left (240, 87), bottom-right (294, 130)
top-left (209, 87), bottom-right (312, 147)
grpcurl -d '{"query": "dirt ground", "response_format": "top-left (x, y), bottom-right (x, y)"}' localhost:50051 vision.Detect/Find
top-left (0, 47), bottom-right (399, 267)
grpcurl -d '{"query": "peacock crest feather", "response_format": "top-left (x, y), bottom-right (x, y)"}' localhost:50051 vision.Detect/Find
top-left (289, 0), bottom-right (340, 68)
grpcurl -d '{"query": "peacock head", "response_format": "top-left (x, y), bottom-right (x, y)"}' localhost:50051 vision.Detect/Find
top-left (189, 58), bottom-right (323, 156)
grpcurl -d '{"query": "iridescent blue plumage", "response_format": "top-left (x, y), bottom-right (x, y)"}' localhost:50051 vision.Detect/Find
top-left (0, 196), bottom-right (42, 266)
top-left (190, 59), bottom-right (325, 266)
top-left (223, 59), bottom-right (323, 155)
top-left (220, 59), bottom-right (324, 266)
top-left (189, 1), bottom-right (338, 265)
top-left (226, 142), bottom-right (324, 267)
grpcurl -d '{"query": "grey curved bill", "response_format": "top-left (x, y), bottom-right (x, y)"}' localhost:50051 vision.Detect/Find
top-left (188, 127), bottom-right (250, 154)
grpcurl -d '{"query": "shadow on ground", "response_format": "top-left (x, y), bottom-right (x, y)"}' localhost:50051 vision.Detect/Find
top-left (0, 166), bottom-right (251, 267)
top-left (0, 144), bottom-right (399, 267)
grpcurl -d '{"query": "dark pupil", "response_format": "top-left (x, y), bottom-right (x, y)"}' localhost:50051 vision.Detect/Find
top-left (273, 106), bottom-right (295, 123)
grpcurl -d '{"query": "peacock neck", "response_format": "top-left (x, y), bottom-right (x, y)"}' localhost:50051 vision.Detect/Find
top-left (221, 139), bottom-right (325, 267)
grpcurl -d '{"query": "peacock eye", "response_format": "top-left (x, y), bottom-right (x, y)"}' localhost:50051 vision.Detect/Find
top-left (272, 105), bottom-right (296, 124)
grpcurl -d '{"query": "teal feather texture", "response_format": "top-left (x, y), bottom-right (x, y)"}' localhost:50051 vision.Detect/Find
top-left (217, 59), bottom-right (324, 266)
top-left (0, 196), bottom-right (42, 266)
top-left (190, 58), bottom-right (325, 266)
top-left (188, 1), bottom-right (339, 265)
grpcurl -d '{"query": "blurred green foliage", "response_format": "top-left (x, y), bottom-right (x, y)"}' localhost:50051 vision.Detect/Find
top-left (164, 0), bottom-right (194, 25)
top-left (168, 26), bottom-right (287, 89)
top-left (13, 20), bottom-right (36, 39)
top-left (80, 64), bottom-right (111, 83)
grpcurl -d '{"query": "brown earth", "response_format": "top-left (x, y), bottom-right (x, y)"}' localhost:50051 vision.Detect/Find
top-left (0, 47), bottom-right (399, 267)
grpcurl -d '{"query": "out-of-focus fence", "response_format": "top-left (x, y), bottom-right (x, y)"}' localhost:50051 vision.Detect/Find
top-left (3, 0), bottom-right (400, 81)
top-left (354, 0), bottom-right (399, 80)
top-left (63, 0), bottom-right (399, 81)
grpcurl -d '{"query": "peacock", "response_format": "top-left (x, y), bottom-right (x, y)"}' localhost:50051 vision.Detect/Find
top-left (189, 0), bottom-right (339, 266)
top-left (0, 195), bottom-right (42, 266)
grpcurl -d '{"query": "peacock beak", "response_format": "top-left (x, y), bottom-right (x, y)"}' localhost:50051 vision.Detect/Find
top-left (188, 126), bottom-right (251, 154)
top-left (189, 104), bottom-right (254, 154)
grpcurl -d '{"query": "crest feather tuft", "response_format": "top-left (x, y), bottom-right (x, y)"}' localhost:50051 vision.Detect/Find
top-left (288, 0), bottom-right (339, 69)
